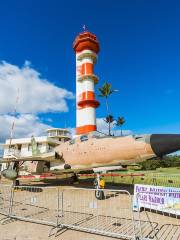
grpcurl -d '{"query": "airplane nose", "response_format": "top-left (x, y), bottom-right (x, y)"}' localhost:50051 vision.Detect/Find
top-left (150, 134), bottom-right (180, 157)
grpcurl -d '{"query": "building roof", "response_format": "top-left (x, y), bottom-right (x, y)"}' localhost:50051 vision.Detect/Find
top-left (46, 128), bottom-right (70, 132)
top-left (73, 31), bottom-right (100, 53)
top-left (2, 128), bottom-right (71, 147)
top-left (4, 136), bottom-right (48, 146)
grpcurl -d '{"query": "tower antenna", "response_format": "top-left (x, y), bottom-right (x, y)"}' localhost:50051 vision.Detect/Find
top-left (8, 88), bottom-right (20, 161)
top-left (83, 25), bottom-right (87, 32)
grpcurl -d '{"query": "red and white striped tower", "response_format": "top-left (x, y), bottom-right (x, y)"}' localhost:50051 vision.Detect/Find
top-left (73, 30), bottom-right (100, 135)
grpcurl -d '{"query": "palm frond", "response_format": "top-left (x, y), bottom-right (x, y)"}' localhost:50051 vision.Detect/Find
top-left (104, 115), bottom-right (115, 123)
top-left (98, 82), bottom-right (117, 97)
top-left (116, 117), bottom-right (125, 126)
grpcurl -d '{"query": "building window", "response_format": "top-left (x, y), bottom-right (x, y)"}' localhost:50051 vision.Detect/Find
top-left (37, 142), bottom-right (42, 149)
top-left (17, 144), bottom-right (22, 151)
top-left (28, 144), bottom-right (32, 151)
top-left (8, 145), bottom-right (15, 154)
top-left (80, 135), bottom-right (88, 142)
top-left (69, 139), bottom-right (75, 145)
top-left (47, 144), bottom-right (53, 151)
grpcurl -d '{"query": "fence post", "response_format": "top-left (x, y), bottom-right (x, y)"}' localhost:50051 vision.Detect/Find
top-left (131, 193), bottom-right (138, 240)
top-left (8, 184), bottom-right (14, 217)
top-left (57, 188), bottom-right (60, 227)
top-left (136, 193), bottom-right (143, 240)
top-left (56, 188), bottom-right (64, 227)
top-left (61, 190), bottom-right (64, 223)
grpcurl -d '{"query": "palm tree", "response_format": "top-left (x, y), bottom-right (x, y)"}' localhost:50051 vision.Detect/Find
top-left (98, 82), bottom-right (117, 116)
top-left (116, 117), bottom-right (125, 136)
top-left (98, 82), bottom-right (117, 135)
top-left (104, 115), bottom-right (115, 136)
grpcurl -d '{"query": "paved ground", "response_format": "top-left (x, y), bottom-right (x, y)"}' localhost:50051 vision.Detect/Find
top-left (0, 184), bottom-right (130, 240)
top-left (0, 182), bottom-right (180, 240)
top-left (0, 216), bottom-right (116, 240)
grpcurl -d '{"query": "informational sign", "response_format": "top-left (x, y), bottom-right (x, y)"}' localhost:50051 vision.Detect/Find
top-left (133, 184), bottom-right (180, 216)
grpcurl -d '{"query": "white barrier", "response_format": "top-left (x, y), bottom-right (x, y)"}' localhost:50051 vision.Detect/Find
top-left (0, 184), bottom-right (12, 216)
top-left (0, 184), bottom-right (180, 240)
top-left (59, 188), bottom-right (136, 239)
top-left (134, 191), bottom-right (180, 240)
top-left (4, 185), bottom-right (59, 226)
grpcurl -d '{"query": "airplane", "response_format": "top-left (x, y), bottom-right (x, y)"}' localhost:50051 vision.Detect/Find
top-left (1, 132), bottom-right (180, 199)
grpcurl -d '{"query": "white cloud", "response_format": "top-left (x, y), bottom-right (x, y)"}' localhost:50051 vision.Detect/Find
top-left (0, 113), bottom-right (52, 156)
top-left (68, 127), bottom-right (76, 138)
top-left (0, 61), bottom-right (74, 114)
top-left (96, 118), bottom-right (115, 133)
top-left (96, 118), bottom-right (132, 136)
top-left (0, 60), bottom-right (75, 156)
top-left (0, 114), bottom-right (52, 144)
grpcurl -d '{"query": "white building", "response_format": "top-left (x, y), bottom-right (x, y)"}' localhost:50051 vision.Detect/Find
top-left (3, 128), bottom-right (71, 158)
top-left (2, 128), bottom-right (71, 173)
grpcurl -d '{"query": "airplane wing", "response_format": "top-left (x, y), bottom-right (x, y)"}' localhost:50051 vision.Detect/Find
top-left (0, 152), bottom-right (56, 163)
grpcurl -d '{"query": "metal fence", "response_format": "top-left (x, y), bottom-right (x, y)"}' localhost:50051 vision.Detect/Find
top-left (59, 188), bottom-right (136, 239)
top-left (0, 184), bottom-right (180, 239)
top-left (106, 173), bottom-right (180, 189)
top-left (150, 174), bottom-right (180, 188)
top-left (10, 186), bottom-right (59, 226)
top-left (134, 191), bottom-right (180, 240)
top-left (0, 184), bottom-right (13, 216)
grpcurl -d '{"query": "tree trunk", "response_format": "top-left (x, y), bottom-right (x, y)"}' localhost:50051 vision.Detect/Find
top-left (121, 126), bottom-right (122, 136)
top-left (106, 97), bottom-right (111, 136)
top-left (105, 97), bottom-right (109, 115)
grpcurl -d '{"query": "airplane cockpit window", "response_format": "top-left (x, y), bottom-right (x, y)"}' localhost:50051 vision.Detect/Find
top-left (69, 139), bottom-right (75, 145)
top-left (133, 134), bottom-right (151, 143)
top-left (80, 135), bottom-right (88, 142)
top-left (133, 135), bottom-right (143, 140)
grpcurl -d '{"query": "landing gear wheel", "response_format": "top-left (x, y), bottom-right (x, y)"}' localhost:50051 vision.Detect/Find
top-left (13, 179), bottom-right (20, 189)
top-left (95, 189), bottom-right (105, 200)
top-left (72, 173), bottom-right (78, 183)
top-left (15, 180), bottom-right (20, 186)
top-left (94, 173), bottom-right (105, 200)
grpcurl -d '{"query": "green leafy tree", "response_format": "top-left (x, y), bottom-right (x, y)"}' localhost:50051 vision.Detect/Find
top-left (116, 117), bottom-right (126, 136)
top-left (98, 82), bottom-right (117, 135)
top-left (98, 82), bottom-right (117, 115)
top-left (104, 115), bottom-right (115, 136)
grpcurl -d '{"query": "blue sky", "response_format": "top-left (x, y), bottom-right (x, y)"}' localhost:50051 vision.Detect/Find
top-left (0, 0), bottom-right (180, 140)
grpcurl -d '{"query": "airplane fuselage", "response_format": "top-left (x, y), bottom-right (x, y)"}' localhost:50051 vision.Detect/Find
top-left (52, 134), bottom-right (155, 171)
top-left (2, 133), bottom-right (180, 181)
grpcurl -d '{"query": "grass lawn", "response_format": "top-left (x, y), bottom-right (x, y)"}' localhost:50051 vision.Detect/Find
top-left (79, 167), bottom-right (180, 188)
top-left (103, 167), bottom-right (180, 187)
